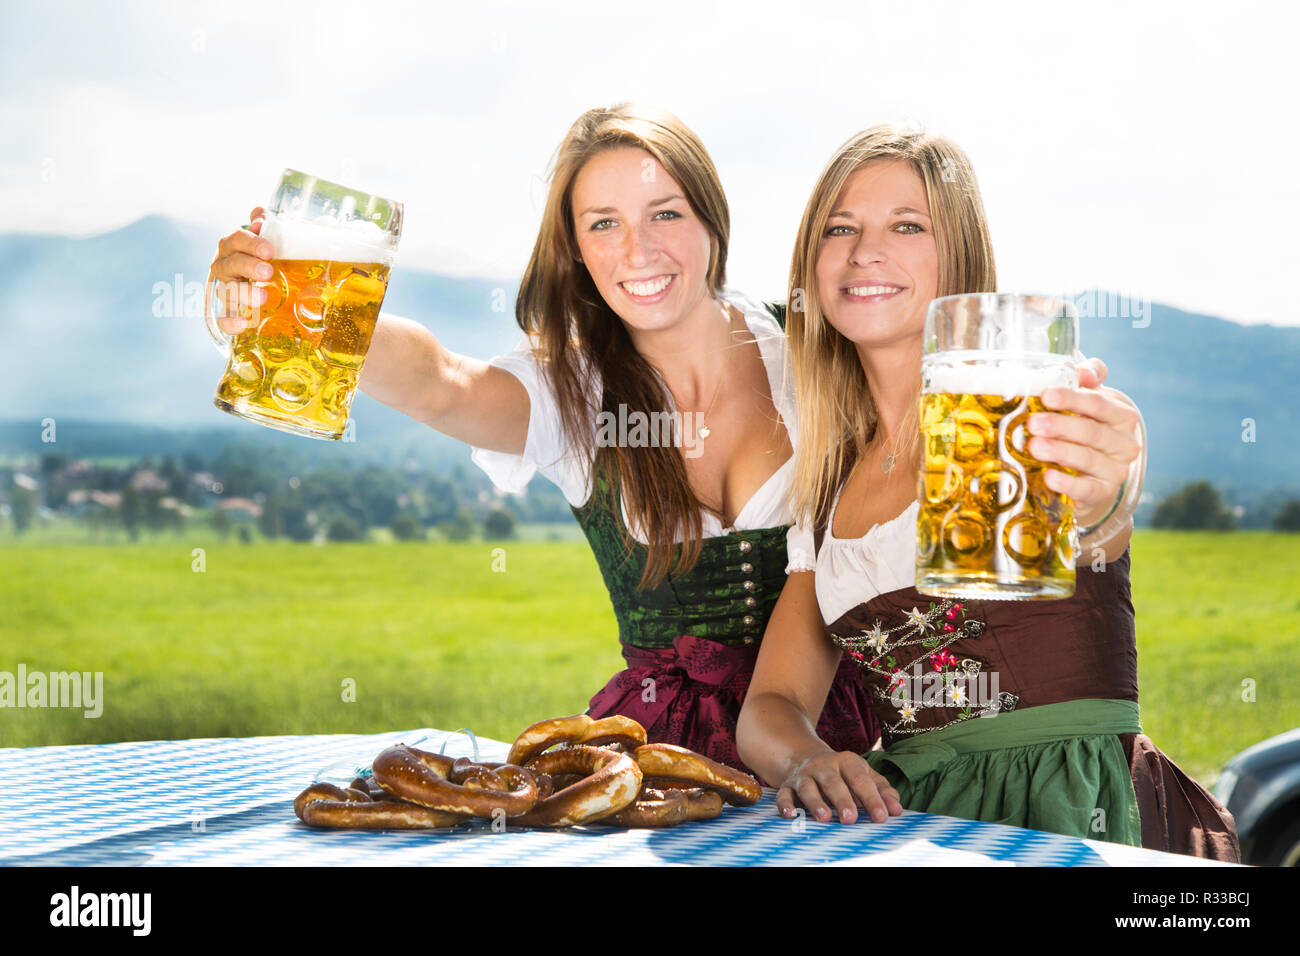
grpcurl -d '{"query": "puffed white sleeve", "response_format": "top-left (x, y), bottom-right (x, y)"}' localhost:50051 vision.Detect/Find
top-left (785, 518), bottom-right (818, 574)
top-left (468, 336), bottom-right (592, 508)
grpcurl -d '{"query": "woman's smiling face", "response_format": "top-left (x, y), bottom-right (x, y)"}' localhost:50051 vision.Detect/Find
top-left (815, 159), bottom-right (939, 348)
top-left (570, 146), bottom-right (716, 334)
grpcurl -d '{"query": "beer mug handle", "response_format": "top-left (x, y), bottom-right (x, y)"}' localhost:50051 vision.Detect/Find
top-left (1078, 388), bottom-right (1147, 550)
top-left (204, 275), bottom-right (235, 358)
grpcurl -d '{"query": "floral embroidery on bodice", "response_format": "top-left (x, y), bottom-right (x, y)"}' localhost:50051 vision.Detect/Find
top-left (831, 598), bottom-right (1021, 741)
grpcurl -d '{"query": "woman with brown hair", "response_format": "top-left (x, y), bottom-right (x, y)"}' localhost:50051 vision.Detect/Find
top-left (735, 124), bottom-right (1240, 860)
top-left (206, 103), bottom-right (880, 770)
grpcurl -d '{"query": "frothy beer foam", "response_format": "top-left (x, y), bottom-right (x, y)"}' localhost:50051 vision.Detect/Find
top-left (924, 359), bottom-right (1076, 398)
top-left (261, 215), bottom-right (394, 264)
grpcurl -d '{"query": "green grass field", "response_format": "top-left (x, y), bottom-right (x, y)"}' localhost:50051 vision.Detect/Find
top-left (2, 528), bottom-right (1296, 791)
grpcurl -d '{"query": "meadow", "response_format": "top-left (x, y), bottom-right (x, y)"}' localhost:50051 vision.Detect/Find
top-left (2, 527), bottom-right (1297, 790)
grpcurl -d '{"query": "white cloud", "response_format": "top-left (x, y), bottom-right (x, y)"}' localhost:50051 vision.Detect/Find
top-left (2, 0), bottom-right (1298, 324)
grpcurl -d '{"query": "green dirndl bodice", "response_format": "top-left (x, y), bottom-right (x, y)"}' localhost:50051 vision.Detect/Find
top-left (569, 467), bottom-right (789, 649)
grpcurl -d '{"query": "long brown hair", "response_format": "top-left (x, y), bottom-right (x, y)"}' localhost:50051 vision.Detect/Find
top-left (516, 103), bottom-right (731, 588)
top-left (787, 124), bottom-right (997, 528)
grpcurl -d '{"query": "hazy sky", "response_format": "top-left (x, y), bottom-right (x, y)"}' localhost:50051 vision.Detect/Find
top-left (3, 0), bottom-right (1297, 325)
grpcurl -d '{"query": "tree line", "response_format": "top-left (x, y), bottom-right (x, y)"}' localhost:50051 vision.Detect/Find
top-left (1153, 481), bottom-right (1300, 531)
top-left (1, 446), bottom-right (576, 542)
top-left (5, 452), bottom-right (1299, 539)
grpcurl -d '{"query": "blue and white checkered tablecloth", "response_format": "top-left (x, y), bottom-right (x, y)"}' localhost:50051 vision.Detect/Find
top-left (0, 729), bottom-right (1238, 866)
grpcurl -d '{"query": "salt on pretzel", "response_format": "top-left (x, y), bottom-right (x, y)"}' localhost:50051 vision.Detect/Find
top-left (533, 772), bottom-right (555, 801)
top-left (633, 744), bottom-right (762, 806)
top-left (507, 714), bottom-right (647, 767)
top-left (511, 745), bottom-right (643, 828)
top-left (294, 782), bottom-right (468, 830)
top-left (600, 786), bottom-right (725, 828)
top-left (371, 745), bottom-right (538, 818)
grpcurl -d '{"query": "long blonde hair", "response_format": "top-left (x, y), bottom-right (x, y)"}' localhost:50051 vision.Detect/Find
top-left (787, 124), bottom-right (997, 528)
top-left (516, 103), bottom-right (731, 588)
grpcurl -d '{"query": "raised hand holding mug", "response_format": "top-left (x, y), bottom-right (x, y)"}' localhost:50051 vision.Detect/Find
top-left (916, 293), bottom-right (1146, 600)
top-left (205, 169), bottom-right (402, 441)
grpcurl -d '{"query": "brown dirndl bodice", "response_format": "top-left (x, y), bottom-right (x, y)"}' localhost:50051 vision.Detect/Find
top-left (816, 527), bottom-right (1240, 862)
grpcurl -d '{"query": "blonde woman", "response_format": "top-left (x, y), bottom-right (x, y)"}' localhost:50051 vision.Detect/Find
top-left (736, 125), bottom-right (1239, 860)
top-left (207, 104), bottom-right (879, 770)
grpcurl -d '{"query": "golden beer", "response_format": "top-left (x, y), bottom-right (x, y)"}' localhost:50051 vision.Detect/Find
top-left (915, 292), bottom-right (1147, 600)
top-left (916, 293), bottom-right (1084, 600)
top-left (207, 170), bottom-right (402, 440)
top-left (917, 390), bottom-right (1077, 599)
top-left (214, 255), bottom-right (389, 440)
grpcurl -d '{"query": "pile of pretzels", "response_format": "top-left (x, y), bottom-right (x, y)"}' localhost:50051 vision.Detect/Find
top-left (293, 714), bottom-right (762, 830)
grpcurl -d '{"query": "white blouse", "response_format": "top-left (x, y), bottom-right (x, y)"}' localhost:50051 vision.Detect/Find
top-left (785, 491), bottom-right (920, 626)
top-left (469, 288), bottom-right (797, 544)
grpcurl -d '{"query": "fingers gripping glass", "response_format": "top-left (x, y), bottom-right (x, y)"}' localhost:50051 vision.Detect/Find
top-left (204, 169), bottom-right (403, 441)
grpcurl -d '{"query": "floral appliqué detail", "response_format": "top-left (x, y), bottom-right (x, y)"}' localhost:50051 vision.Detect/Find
top-left (832, 599), bottom-right (1020, 739)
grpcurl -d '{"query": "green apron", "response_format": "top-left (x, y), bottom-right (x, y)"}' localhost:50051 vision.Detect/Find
top-left (865, 698), bottom-right (1143, 846)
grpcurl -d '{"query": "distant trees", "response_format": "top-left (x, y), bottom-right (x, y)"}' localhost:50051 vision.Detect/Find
top-left (8, 485), bottom-right (35, 534)
top-left (5, 440), bottom-right (570, 543)
top-left (159, 455), bottom-right (192, 500)
top-left (440, 509), bottom-right (476, 542)
top-left (1275, 500), bottom-right (1300, 532)
top-left (121, 485), bottom-right (143, 540)
top-left (422, 475), bottom-right (459, 525)
top-left (259, 487), bottom-right (314, 541)
top-left (1153, 482), bottom-right (1234, 530)
top-left (211, 508), bottom-right (233, 541)
top-left (390, 513), bottom-right (425, 541)
top-left (282, 500), bottom-right (316, 542)
top-left (259, 492), bottom-right (285, 539)
top-left (23, 437), bottom-right (1292, 542)
top-left (353, 465), bottom-right (405, 528)
top-left (39, 452), bottom-right (66, 490)
top-left (483, 508), bottom-right (516, 540)
top-left (326, 515), bottom-right (364, 542)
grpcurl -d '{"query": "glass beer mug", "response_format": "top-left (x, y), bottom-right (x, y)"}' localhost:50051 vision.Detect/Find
top-left (915, 293), bottom-right (1145, 600)
top-left (205, 169), bottom-right (403, 440)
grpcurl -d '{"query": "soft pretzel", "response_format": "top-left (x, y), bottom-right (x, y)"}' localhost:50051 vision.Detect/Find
top-left (511, 745), bottom-right (643, 828)
top-left (534, 772), bottom-right (555, 801)
top-left (294, 782), bottom-right (468, 829)
top-left (358, 765), bottom-right (557, 801)
top-left (679, 787), bottom-right (725, 820)
top-left (633, 744), bottom-right (762, 806)
top-left (297, 717), bottom-right (759, 832)
top-left (600, 786), bottom-right (725, 828)
top-left (371, 745), bottom-right (538, 818)
top-left (351, 775), bottom-right (384, 796)
top-left (546, 772), bottom-right (584, 793)
top-left (507, 714), bottom-right (647, 766)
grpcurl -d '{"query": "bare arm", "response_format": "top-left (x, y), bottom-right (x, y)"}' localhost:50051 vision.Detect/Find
top-left (737, 570), bottom-right (903, 824)
top-left (209, 210), bottom-right (529, 455)
top-left (360, 312), bottom-right (529, 454)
